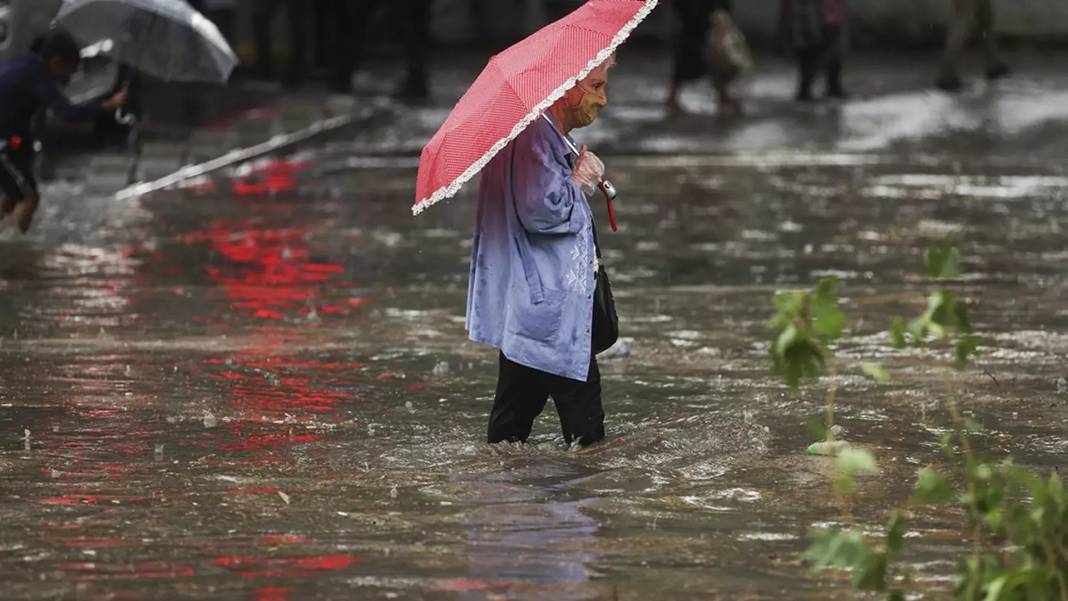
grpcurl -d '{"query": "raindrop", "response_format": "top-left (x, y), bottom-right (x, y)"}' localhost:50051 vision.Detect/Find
top-left (431, 361), bottom-right (449, 376)
top-left (154, 444), bottom-right (165, 460)
top-left (405, 401), bottom-right (415, 413)
top-left (51, 425), bottom-right (58, 433)
top-left (389, 486), bottom-right (398, 499)
top-left (1057, 377), bottom-right (1067, 394)
top-left (22, 428), bottom-right (30, 451)
top-left (202, 410), bottom-right (218, 429)
top-left (306, 307), bottom-right (320, 323)
top-left (278, 491), bottom-right (291, 505)
top-left (124, 365), bottom-right (132, 377)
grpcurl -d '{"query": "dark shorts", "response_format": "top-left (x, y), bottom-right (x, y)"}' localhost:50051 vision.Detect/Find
top-left (0, 147), bottom-right (37, 210)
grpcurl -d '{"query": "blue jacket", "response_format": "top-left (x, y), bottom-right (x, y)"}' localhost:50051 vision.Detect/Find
top-left (0, 54), bottom-right (101, 140)
top-left (466, 114), bottom-right (597, 382)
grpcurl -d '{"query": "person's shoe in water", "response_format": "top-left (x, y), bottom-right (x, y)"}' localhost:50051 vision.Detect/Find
top-left (986, 63), bottom-right (1011, 81)
top-left (935, 74), bottom-right (965, 93)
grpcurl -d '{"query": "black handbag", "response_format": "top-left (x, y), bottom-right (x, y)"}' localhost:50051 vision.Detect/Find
top-left (591, 226), bottom-right (619, 354)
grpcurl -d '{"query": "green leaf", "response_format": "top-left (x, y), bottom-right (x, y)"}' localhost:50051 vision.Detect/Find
top-left (852, 551), bottom-right (888, 591)
top-left (926, 240), bottom-right (962, 279)
top-left (912, 467), bottom-right (953, 504)
top-left (861, 363), bottom-right (891, 383)
top-left (885, 511), bottom-right (906, 556)
top-left (956, 335), bottom-right (979, 369)
top-left (774, 323), bottom-right (799, 358)
top-left (812, 307), bottom-right (846, 341)
top-left (983, 574), bottom-right (1010, 601)
top-left (803, 528), bottom-right (868, 570)
top-left (889, 317), bottom-right (907, 348)
top-left (835, 448), bottom-right (879, 495)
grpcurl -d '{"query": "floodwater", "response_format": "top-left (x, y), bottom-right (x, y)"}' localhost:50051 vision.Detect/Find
top-left (1, 135), bottom-right (1067, 601)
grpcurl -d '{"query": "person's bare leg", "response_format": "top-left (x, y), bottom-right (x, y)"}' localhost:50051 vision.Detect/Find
top-left (11, 192), bottom-right (39, 234)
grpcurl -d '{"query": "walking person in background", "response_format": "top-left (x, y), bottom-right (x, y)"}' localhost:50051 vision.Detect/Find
top-left (666, 0), bottom-right (740, 113)
top-left (936, 0), bottom-right (1011, 92)
top-left (252, 0), bottom-right (308, 88)
top-left (0, 31), bottom-right (126, 233)
top-left (330, 0), bottom-right (433, 100)
top-left (784, 0), bottom-right (849, 102)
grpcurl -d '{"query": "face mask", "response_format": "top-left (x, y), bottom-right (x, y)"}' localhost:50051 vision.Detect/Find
top-left (571, 84), bottom-right (607, 128)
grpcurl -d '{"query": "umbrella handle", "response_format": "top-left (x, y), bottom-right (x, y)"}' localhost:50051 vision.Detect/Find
top-left (598, 179), bottom-right (618, 232)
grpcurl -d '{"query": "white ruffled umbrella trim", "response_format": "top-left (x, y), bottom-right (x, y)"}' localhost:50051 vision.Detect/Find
top-left (412, 0), bottom-right (659, 216)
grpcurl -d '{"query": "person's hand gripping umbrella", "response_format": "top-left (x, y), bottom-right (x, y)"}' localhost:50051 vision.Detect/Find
top-left (413, 0), bottom-right (658, 233)
top-left (546, 114), bottom-right (620, 232)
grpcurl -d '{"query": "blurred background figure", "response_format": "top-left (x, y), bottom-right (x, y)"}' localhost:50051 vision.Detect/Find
top-left (703, 8), bottom-right (751, 114)
top-left (936, 0), bottom-right (1011, 92)
top-left (783, 0), bottom-right (849, 102)
top-left (252, 0), bottom-right (308, 88)
top-left (328, 0), bottom-right (433, 101)
top-left (666, 0), bottom-right (738, 114)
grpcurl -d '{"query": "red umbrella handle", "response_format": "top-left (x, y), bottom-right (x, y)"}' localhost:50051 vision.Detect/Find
top-left (598, 179), bottom-right (618, 232)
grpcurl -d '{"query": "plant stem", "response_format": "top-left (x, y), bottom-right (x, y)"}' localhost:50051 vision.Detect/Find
top-left (942, 368), bottom-right (986, 573)
top-left (1041, 538), bottom-right (1068, 601)
top-left (825, 358), bottom-right (838, 442)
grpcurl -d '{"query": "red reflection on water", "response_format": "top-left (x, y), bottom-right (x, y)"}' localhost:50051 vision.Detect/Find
top-left (230, 158), bottom-right (308, 196)
top-left (40, 494), bottom-right (99, 505)
top-left (185, 220), bottom-right (365, 323)
top-left (212, 553), bottom-right (358, 578)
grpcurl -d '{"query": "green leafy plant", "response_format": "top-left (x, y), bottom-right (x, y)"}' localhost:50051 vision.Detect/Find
top-left (769, 277), bottom-right (846, 388)
top-left (770, 241), bottom-right (1067, 600)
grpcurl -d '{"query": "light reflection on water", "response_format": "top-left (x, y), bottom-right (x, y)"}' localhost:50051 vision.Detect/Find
top-left (0, 148), bottom-right (1066, 599)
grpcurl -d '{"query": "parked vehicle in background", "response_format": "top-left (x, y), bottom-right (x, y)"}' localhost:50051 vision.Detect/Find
top-left (0, 0), bottom-right (64, 61)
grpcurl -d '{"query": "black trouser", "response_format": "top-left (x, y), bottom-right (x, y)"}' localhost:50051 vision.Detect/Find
top-left (0, 146), bottom-right (36, 210)
top-left (253, 0), bottom-right (308, 86)
top-left (797, 24), bottom-right (844, 98)
top-left (488, 352), bottom-right (605, 448)
top-left (329, 0), bottom-right (431, 94)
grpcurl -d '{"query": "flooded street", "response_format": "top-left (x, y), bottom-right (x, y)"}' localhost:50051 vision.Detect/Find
top-left (3, 64), bottom-right (1068, 599)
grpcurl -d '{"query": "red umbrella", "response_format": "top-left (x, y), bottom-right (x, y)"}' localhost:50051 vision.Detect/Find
top-left (413, 0), bottom-right (659, 230)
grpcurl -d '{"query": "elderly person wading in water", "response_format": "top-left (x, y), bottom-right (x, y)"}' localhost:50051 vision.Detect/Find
top-left (466, 58), bottom-right (616, 449)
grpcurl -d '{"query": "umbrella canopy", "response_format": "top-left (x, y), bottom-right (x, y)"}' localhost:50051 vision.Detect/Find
top-left (413, 0), bottom-right (658, 215)
top-left (55, 0), bottom-right (237, 84)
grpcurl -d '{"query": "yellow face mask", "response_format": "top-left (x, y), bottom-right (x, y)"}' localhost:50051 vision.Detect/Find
top-left (571, 84), bottom-right (607, 128)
